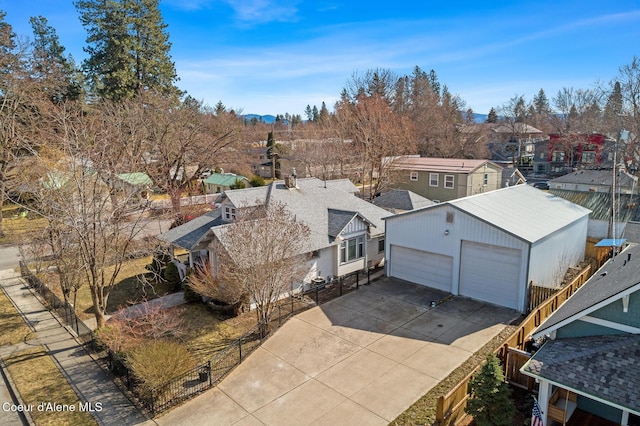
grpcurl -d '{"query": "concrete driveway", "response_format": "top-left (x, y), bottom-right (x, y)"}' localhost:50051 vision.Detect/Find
top-left (158, 278), bottom-right (519, 426)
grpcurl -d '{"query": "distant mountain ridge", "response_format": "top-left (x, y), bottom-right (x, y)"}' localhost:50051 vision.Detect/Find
top-left (242, 112), bottom-right (487, 124)
top-left (241, 114), bottom-right (276, 124)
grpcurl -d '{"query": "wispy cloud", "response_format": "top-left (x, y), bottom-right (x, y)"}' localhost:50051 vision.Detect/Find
top-left (223, 0), bottom-right (300, 23)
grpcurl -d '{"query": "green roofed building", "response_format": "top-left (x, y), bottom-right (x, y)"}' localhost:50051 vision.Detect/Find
top-left (204, 173), bottom-right (251, 194)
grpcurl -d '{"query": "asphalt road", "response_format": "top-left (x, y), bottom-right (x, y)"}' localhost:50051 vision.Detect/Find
top-left (0, 245), bottom-right (20, 271)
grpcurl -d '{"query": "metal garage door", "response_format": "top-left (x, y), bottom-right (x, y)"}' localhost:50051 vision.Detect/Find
top-left (389, 245), bottom-right (453, 292)
top-left (459, 241), bottom-right (521, 310)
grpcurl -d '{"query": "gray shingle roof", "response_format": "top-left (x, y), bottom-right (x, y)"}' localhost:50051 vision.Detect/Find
top-left (327, 209), bottom-right (358, 238)
top-left (156, 210), bottom-right (224, 250)
top-left (372, 189), bottom-right (435, 211)
top-left (198, 178), bottom-right (389, 253)
top-left (533, 243), bottom-right (640, 338)
top-left (549, 169), bottom-right (637, 188)
top-left (522, 334), bottom-right (640, 412)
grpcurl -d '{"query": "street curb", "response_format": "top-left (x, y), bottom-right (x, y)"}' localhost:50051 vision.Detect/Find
top-left (0, 357), bottom-right (34, 426)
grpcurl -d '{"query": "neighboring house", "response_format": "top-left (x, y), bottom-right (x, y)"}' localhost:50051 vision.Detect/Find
top-left (204, 173), bottom-right (251, 194)
top-left (501, 167), bottom-right (527, 187)
top-left (112, 172), bottom-right (153, 203)
top-left (383, 184), bottom-right (590, 312)
top-left (486, 123), bottom-right (546, 166)
top-left (534, 133), bottom-right (616, 177)
top-left (548, 170), bottom-right (639, 239)
top-left (158, 177), bottom-right (389, 288)
top-left (549, 169), bottom-right (637, 194)
top-left (521, 242), bottom-right (640, 425)
top-left (372, 189), bottom-right (435, 213)
top-left (388, 157), bottom-right (503, 202)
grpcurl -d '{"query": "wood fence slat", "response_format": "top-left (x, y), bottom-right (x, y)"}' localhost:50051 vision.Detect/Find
top-left (435, 264), bottom-right (592, 425)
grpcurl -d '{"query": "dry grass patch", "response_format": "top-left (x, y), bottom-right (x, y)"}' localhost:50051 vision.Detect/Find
top-left (39, 256), bottom-right (174, 320)
top-left (179, 304), bottom-right (259, 363)
top-left (3, 346), bottom-right (97, 426)
top-left (0, 215), bottom-right (48, 245)
top-left (0, 290), bottom-right (35, 346)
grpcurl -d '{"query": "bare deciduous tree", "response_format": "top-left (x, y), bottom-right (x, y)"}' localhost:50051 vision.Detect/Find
top-left (19, 101), bottom-right (151, 328)
top-left (212, 201), bottom-right (310, 330)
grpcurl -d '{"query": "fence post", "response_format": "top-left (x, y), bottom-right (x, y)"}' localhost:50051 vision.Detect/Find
top-left (340, 277), bottom-right (343, 296)
top-left (315, 284), bottom-right (319, 305)
top-left (356, 271), bottom-right (359, 289)
top-left (278, 305), bottom-right (282, 327)
top-left (239, 338), bottom-right (242, 362)
top-left (367, 267), bottom-right (370, 285)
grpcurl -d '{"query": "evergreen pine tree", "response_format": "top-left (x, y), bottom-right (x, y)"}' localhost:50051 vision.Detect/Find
top-left (75, 0), bottom-right (179, 100)
top-left (466, 354), bottom-right (515, 426)
top-left (533, 88), bottom-right (550, 115)
top-left (487, 107), bottom-right (498, 123)
top-left (266, 131), bottom-right (274, 159)
top-left (29, 16), bottom-right (84, 102)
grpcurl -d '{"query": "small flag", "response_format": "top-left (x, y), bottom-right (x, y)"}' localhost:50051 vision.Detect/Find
top-left (532, 397), bottom-right (544, 426)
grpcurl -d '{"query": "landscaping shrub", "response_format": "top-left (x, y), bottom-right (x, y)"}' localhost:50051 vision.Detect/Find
top-left (466, 353), bottom-right (515, 426)
top-left (163, 262), bottom-right (182, 291)
top-left (146, 251), bottom-right (171, 282)
top-left (249, 175), bottom-right (265, 187)
top-left (127, 340), bottom-right (196, 398)
top-left (183, 283), bottom-right (203, 303)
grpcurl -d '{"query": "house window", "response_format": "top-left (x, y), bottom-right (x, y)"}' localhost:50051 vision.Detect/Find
top-left (311, 250), bottom-right (320, 258)
top-left (552, 151), bottom-right (565, 162)
top-left (429, 173), bottom-right (439, 187)
top-left (483, 173), bottom-right (488, 185)
top-left (410, 171), bottom-right (418, 181)
top-left (444, 175), bottom-right (454, 189)
top-left (224, 206), bottom-right (236, 220)
top-left (581, 151), bottom-right (596, 163)
top-left (340, 235), bottom-right (365, 263)
top-left (378, 239), bottom-right (385, 253)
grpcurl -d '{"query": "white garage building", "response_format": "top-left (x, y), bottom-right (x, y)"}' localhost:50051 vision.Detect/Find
top-left (384, 185), bottom-right (591, 312)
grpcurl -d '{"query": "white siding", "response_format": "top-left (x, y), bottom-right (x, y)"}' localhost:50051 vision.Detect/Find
top-left (385, 204), bottom-right (528, 296)
top-left (303, 246), bottom-right (336, 286)
top-left (528, 216), bottom-right (589, 287)
top-left (367, 236), bottom-right (385, 268)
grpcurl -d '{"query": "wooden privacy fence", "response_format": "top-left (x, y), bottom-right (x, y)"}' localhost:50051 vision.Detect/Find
top-left (434, 264), bottom-right (592, 426)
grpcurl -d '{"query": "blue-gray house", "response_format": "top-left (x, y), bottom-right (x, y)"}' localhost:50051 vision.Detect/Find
top-left (521, 243), bottom-right (640, 425)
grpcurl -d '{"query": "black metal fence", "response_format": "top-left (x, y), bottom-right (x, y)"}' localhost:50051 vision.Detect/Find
top-left (19, 261), bottom-right (94, 344)
top-left (19, 261), bottom-right (381, 416)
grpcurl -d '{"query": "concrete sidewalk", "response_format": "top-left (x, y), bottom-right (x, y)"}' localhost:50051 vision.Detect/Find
top-left (0, 269), bottom-right (151, 426)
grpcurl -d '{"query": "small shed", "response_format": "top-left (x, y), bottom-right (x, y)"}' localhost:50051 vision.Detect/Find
top-left (384, 185), bottom-right (591, 312)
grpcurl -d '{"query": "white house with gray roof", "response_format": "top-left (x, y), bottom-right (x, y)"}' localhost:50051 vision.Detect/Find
top-left (159, 177), bottom-right (389, 288)
top-left (384, 184), bottom-right (591, 312)
top-left (521, 243), bottom-right (640, 425)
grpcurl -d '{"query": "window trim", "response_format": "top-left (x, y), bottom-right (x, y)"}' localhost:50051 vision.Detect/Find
top-left (378, 238), bottom-right (385, 253)
top-left (429, 173), bottom-right (439, 187)
top-left (409, 171), bottom-right (419, 181)
top-left (340, 235), bottom-right (366, 264)
top-left (483, 173), bottom-right (489, 185)
top-left (224, 206), bottom-right (237, 220)
top-left (444, 174), bottom-right (454, 189)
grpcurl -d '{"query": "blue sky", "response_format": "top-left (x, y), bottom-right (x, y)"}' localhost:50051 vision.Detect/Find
top-left (1, 1), bottom-right (639, 116)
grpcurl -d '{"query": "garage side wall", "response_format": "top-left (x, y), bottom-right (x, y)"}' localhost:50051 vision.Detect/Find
top-left (528, 215), bottom-right (588, 287)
